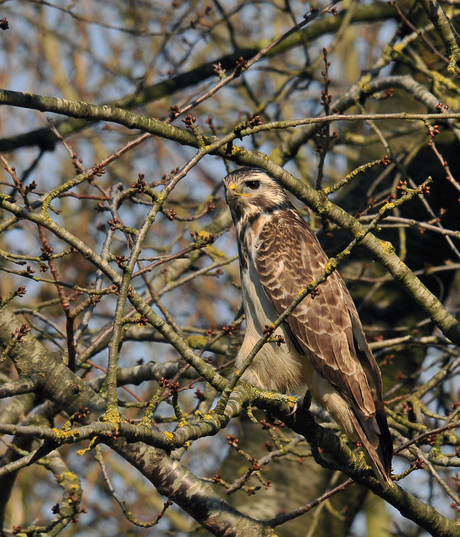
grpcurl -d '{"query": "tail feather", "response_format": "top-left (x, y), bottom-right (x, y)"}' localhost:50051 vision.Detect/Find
top-left (350, 410), bottom-right (393, 486)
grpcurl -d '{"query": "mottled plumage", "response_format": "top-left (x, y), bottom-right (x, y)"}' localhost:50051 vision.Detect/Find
top-left (224, 167), bottom-right (393, 485)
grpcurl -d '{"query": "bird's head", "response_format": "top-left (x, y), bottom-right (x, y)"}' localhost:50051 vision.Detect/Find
top-left (223, 168), bottom-right (291, 224)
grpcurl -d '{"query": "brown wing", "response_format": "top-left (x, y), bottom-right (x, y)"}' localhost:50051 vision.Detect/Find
top-left (255, 209), bottom-right (393, 480)
top-left (255, 210), bottom-right (375, 413)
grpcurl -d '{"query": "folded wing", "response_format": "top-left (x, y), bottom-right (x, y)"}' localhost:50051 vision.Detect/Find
top-left (255, 209), bottom-right (393, 483)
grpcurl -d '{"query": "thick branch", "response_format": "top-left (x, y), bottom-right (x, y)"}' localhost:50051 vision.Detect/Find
top-left (220, 162), bottom-right (460, 346)
top-left (279, 399), bottom-right (460, 537)
top-left (1, 304), bottom-right (459, 534)
top-left (0, 3), bottom-right (395, 152)
top-left (418, 0), bottom-right (460, 72)
top-left (0, 307), bottom-right (273, 536)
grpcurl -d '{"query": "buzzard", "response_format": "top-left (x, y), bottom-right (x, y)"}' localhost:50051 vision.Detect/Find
top-left (223, 167), bottom-right (393, 485)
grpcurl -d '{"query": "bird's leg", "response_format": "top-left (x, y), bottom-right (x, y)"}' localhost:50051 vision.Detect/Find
top-left (263, 409), bottom-right (277, 425)
top-left (299, 390), bottom-right (336, 468)
top-left (301, 389), bottom-right (312, 411)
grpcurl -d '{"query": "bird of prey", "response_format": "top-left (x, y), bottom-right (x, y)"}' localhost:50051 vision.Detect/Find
top-left (223, 167), bottom-right (393, 485)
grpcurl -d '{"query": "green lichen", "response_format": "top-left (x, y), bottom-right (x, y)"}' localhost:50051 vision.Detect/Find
top-left (103, 406), bottom-right (121, 428)
top-left (56, 471), bottom-right (79, 486)
top-left (51, 427), bottom-right (81, 442)
top-left (186, 335), bottom-right (208, 349)
top-left (380, 240), bottom-right (396, 256)
top-left (76, 436), bottom-right (98, 456)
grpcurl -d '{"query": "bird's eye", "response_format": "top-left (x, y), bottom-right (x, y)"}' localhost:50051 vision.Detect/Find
top-left (245, 180), bottom-right (260, 190)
